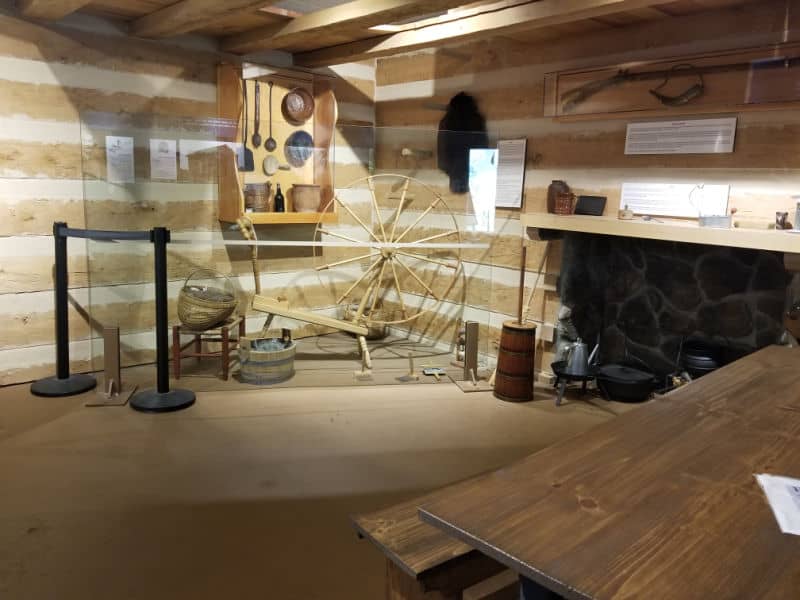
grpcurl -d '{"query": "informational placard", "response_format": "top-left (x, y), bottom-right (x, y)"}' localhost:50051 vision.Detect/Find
top-left (625, 118), bottom-right (736, 155)
top-left (149, 138), bottom-right (177, 181)
top-left (105, 135), bottom-right (135, 184)
top-left (468, 148), bottom-right (497, 232)
top-left (494, 138), bottom-right (527, 208)
top-left (620, 182), bottom-right (729, 218)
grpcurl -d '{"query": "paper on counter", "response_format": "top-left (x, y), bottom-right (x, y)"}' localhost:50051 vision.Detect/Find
top-left (755, 473), bottom-right (800, 535)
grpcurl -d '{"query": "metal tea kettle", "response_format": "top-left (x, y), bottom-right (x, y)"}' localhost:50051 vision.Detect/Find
top-left (563, 338), bottom-right (596, 377)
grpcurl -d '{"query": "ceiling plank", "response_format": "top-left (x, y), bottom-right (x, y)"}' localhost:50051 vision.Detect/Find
top-left (223, 0), bottom-right (472, 54)
top-left (294, 0), bottom-right (675, 67)
top-left (131, 0), bottom-right (280, 38)
top-left (16, 0), bottom-right (92, 20)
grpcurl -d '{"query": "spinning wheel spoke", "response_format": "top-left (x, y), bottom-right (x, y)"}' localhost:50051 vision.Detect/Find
top-left (409, 230), bottom-right (459, 245)
top-left (335, 194), bottom-right (382, 244)
top-left (318, 227), bottom-right (377, 247)
top-left (315, 174), bottom-right (462, 327)
top-left (393, 196), bottom-right (443, 243)
top-left (315, 252), bottom-right (379, 271)
top-left (336, 257), bottom-right (383, 305)
top-left (388, 178), bottom-right (410, 242)
top-left (367, 177), bottom-right (388, 243)
top-left (369, 260), bottom-right (388, 316)
top-left (394, 250), bottom-right (458, 270)
top-left (354, 261), bottom-right (384, 321)
top-left (389, 259), bottom-right (408, 318)
top-left (395, 256), bottom-right (440, 302)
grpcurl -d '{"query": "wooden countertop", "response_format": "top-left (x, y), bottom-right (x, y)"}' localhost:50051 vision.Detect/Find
top-left (419, 346), bottom-right (800, 599)
top-left (353, 491), bottom-right (475, 579)
top-left (521, 213), bottom-right (800, 254)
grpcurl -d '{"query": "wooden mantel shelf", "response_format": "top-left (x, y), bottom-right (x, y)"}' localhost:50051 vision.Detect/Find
top-left (522, 213), bottom-right (800, 254)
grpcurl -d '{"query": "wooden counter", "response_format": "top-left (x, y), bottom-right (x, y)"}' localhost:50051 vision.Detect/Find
top-left (522, 213), bottom-right (800, 254)
top-left (419, 346), bottom-right (800, 599)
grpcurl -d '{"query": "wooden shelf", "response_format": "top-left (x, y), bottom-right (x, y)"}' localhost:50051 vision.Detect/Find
top-left (522, 213), bottom-right (800, 254)
top-left (216, 63), bottom-right (337, 225)
top-left (241, 212), bottom-right (336, 225)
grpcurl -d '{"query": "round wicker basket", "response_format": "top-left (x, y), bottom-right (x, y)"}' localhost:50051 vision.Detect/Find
top-left (177, 269), bottom-right (238, 330)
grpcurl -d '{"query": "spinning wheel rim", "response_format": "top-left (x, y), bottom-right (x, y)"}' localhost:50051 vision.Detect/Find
top-left (313, 174), bottom-right (463, 327)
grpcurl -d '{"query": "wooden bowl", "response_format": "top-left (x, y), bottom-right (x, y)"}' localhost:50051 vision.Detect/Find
top-left (291, 184), bottom-right (321, 212)
top-left (281, 87), bottom-right (315, 125)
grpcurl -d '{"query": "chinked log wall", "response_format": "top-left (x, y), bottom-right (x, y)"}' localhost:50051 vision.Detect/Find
top-left (373, 0), bottom-right (800, 375)
top-left (0, 10), bottom-right (375, 386)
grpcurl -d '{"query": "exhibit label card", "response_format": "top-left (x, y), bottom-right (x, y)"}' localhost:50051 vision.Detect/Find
top-left (625, 118), bottom-right (736, 155)
top-left (620, 182), bottom-right (729, 218)
top-left (149, 138), bottom-right (177, 181)
top-left (495, 138), bottom-right (527, 208)
top-left (105, 135), bottom-right (135, 183)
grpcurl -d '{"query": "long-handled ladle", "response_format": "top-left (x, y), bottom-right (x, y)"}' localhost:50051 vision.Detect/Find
top-left (265, 81), bottom-right (277, 152)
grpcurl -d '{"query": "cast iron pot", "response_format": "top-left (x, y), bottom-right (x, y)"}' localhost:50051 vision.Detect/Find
top-left (596, 363), bottom-right (656, 403)
top-left (681, 340), bottom-right (723, 379)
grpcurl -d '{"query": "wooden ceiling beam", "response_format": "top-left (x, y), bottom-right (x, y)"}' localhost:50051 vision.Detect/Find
top-left (223, 0), bottom-right (471, 54)
top-left (16, 0), bottom-right (91, 20)
top-left (294, 0), bottom-right (674, 67)
top-left (131, 0), bottom-right (280, 38)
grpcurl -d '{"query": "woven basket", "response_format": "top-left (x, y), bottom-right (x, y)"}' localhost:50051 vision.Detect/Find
top-left (177, 269), bottom-right (238, 330)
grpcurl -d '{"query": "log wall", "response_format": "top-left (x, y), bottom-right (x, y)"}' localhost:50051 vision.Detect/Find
top-left (373, 0), bottom-right (800, 374)
top-left (0, 10), bottom-right (375, 385)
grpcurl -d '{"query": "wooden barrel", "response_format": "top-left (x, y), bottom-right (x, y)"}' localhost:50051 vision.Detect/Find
top-left (494, 321), bottom-right (536, 402)
top-left (239, 337), bottom-right (296, 385)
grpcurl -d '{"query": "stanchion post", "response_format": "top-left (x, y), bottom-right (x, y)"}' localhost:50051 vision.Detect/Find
top-left (30, 222), bottom-right (97, 397)
top-left (130, 227), bottom-right (195, 413)
top-left (54, 221), bottom-right (69, 380)
top-left (153, 226), bottom-right (170, 394)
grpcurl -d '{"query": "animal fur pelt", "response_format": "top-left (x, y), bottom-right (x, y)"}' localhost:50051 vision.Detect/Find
top-left (437, 92), bottom-right (488, 194)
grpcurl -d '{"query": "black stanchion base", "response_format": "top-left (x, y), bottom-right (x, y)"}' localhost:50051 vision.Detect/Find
top-left (31, 373), bottom-right (97, 397)
top-left (130, 388), bottom-right (195, 413)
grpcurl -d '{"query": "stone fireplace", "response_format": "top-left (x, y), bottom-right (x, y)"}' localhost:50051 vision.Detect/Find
top-left (558, 233), bottom-right (791, 375)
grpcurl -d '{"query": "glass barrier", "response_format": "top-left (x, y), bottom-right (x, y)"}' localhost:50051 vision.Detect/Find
top-left (79, 111), bottom-right (500, 388)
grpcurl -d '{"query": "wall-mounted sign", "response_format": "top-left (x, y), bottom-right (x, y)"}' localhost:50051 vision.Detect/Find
top-left (625, 118), bottom-right (736, 155)
top-left (105, 135), bottom-right (135, 184)
top-left (494, 138), bottom-right (527, 208)
top-left (149, 139), bottom-right (177, 181)
top-left (620, 182), bottom-right (730, 218)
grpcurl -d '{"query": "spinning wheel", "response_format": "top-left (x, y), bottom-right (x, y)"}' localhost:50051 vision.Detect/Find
top-left (313, 174), bottom-right (463, 328)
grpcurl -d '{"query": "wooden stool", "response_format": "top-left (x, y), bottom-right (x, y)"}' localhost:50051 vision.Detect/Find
top-left (172, 317), bottom-right (245, 381)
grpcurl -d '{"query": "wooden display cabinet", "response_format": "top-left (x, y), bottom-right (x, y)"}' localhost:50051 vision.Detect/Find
top-left (216, 62), bottom-right (337, 225)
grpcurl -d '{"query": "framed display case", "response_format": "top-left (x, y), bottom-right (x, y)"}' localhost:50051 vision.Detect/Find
top-left (217, 62), bottom-right (337, 225)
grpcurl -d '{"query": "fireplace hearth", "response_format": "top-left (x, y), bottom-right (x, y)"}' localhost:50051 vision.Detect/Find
top-left (558, 233), bottom-right (790, 375)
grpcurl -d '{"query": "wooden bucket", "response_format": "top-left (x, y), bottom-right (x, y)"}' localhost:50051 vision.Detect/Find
top-left (239, 337), bottom-right (296, 385)
top-left (494, 321), bottom-right (536, 402)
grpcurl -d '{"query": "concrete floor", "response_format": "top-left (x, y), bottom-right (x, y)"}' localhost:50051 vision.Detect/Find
top-left (0, 359), bottom-right (634, 600)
